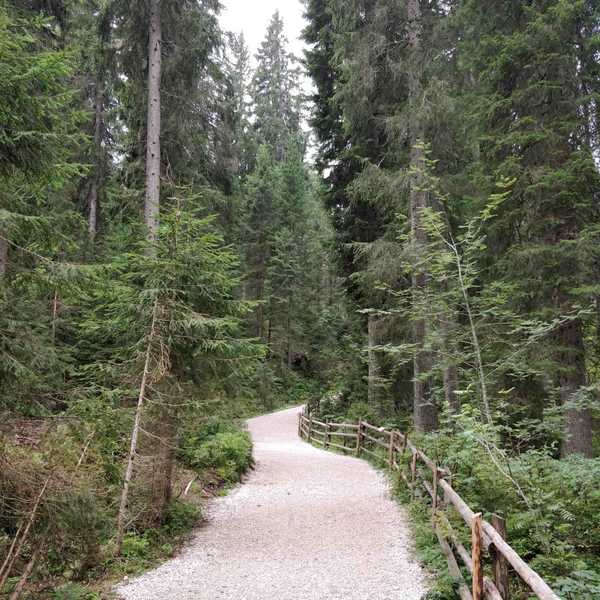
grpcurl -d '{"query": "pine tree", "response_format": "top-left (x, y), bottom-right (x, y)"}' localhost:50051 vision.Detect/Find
top-left (457, 0), bottom-right (600, 456)
top-left (252, 11), bottom-right (303, 161)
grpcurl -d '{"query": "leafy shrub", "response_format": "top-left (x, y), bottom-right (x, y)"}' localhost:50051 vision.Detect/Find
top-left (347, 401), bottom-right (377, 423)
top-left (120, 533), bottom-right (151, 561)
top-left (554, 570), bottom-right (600, 600)
top-left (181, 421), bottom-right (253, 485)
top-left (282, 371), bottom-right (323, 408)
top-left (416, 415), bottom-right (600, 597)
top-left (162, 500), bottom-right (199, 536)
top-left (52, 584), bottom-right (100, 600)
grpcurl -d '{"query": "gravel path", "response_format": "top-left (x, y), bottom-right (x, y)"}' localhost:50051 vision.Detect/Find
top-left (116, 406), bottom-right (429, 600)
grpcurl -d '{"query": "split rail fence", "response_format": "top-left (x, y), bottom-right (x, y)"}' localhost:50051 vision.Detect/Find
top-left (297, 411), bottom-right (560, 600)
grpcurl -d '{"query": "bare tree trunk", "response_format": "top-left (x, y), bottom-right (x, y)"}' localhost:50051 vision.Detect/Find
top-left (51, 289), bottom-right (59, 342)
top-left (8, 539), bottom-right (44, 600)
top-left (408, 0), bottom-right (437, 432)
top-left (251, 245), bottom-right (267, 339)
top-left (144, 0), bottom-right (162, 244)
top-left (88, 181), bottom-right (98, 243)
top-left (443, 358), bottom-right (459, 415)
top-left (286, 296), bottom-right (292, 369)
top-left (150, 416), bottom-right (175, 524)
top-left (88, 77), bottom-right (103, 245)
top-left (441, 308), bottom-right (459, 416)
top-left (116, 299), bottom-right (159, 554)
top-left (367, 313), bottom-right (382, 413)
top-left (0, 236), bottom-right (8, 276)
top-left (557, 318), bottom-right (593, 457)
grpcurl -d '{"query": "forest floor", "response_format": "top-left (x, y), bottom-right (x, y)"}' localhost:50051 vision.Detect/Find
top-left (115, 405), bottom-right (429, 600)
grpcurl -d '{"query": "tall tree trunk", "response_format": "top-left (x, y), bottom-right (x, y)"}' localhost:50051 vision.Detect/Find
top-left (441, 296), bottom-right (459, 415)
top-left (443, 316), bottom-right (459, 415)
top-left (407, 0), bottom-right (437, 432)
top-left (88, 77), bottom-right (104, 245)
top-left (51, 289), bottom-right (60, 342)
top-left (116, 299), bottom-right (159, 554)
top-left (145, 0), bottom-right (162, 244)
top-left (367, 313), bottom-right (381, 413)
top-left (151, 414), bottom-right (175, 524)
top-left (252, 243), bottom-right (267, 339)
top-left (286, 295), bottom-right (292, 369)
top-left (557, 317), bottom-right (593, 457)
top-left (0, 236), bottom-right (7, 276)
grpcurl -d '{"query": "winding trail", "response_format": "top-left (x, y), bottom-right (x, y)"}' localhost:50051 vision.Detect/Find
top-left (117, 406), bottom-right (429, 600)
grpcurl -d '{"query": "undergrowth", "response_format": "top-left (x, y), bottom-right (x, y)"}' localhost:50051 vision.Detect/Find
top-left (310, 400), bottom-right (600, 600)
top-left (0, 417), bottom-right (254, 599)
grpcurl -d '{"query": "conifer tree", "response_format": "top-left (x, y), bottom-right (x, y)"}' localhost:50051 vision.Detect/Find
top-left (252, 11), bottom-right (303, 160)
top-left (456, 0), bottom-right (600, 456)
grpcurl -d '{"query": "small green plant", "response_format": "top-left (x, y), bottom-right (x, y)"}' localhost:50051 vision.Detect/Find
top-left (181, 422), bottom-right (253, 485)
top-left (162, 500), bottom-right (199, 536)
top-left (52, 583), bottom-right (100, 600)
top-left (347, 401), bottom-right (377, 423)
top-left (120, 533), bottom-right (151, 562)
top-left (554, 570), bottom-right (600, 600)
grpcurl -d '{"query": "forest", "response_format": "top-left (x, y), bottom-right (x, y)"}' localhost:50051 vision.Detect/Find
top-left (0, 0), bottom-right (599, 598)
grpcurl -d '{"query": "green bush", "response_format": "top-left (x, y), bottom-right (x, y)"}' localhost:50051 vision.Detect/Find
top-left (181, 421), bottom-right (253, 485)
top-left (282, 371), bottom-right (323, 407)
top-left (347, 401), bottom-right (377, 423)
top-left (52, 584), bottom-right (100, 600)
top-left (120, 533), bottom-right (151, 561)
top-left (416, 421), bottom-right (600, 597)
top-left (162, 500), bottom-right (199, 536)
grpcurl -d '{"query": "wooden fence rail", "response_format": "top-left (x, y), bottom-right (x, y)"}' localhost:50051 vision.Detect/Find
top-left (297, 411), bottom-right (560, 600)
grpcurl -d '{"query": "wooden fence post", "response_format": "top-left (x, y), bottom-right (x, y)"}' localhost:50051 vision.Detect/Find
top-left (356, 419), bottom-right (363, 456)
top-left (325, 423), bottom-right (331, 449)
top-left (491, 513), bottom-right (509, 599)
top-left (308, 414), bottom-right (313, 443)
top-left (388, 431), bottom-right (395, 469)
top-left (298, 413), bottom-right (302, 438)
top-left (472, 513), bottom-right (484, 600)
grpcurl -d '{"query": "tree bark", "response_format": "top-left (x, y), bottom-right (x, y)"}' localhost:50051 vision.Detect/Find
top-left (444, 362), bottom-right (459, 415)
top-left (0, 236), bottom-right (7, 276)
top-left (557, 318), bottom-right (593, 457)
top-left (88, 76), bottom-right (103, 245)
top-left (407, 0), bottom-right (437, 432)
top-left (116, 299), bottom-right (159, 554)
top-left (51, 289), bottom-right (59, 342)
top-left (367, 313), bottom-right (382, 414)
top-left (441, 304), bottom-right (459, 415)
top-left (151, 415), bottom-right (175, 524)
top-left (145, 0), bottom-right (162, 245)
top-left (286, 296), bottom-right (292, 369)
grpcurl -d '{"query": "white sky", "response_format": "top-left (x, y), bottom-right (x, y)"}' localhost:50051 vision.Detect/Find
top-left (219, 0), bottom-right (308, 60)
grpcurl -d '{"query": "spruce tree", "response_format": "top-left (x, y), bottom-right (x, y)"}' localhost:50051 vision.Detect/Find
top-left (457, 0), bottom-right (600, 456)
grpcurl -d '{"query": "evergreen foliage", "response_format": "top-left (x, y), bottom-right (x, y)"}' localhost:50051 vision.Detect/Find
top-left (1, 0), bottom-right (599, 596)
top-left (0, 3), bottom-right (339, 594)
top-left (305, 0), bottom-right (600, 594)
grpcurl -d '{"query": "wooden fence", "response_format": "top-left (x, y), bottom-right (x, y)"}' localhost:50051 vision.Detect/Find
top-left (297, 411), bottom-right (560, 600)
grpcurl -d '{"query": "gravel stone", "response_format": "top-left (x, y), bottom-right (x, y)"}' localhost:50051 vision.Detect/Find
top-left (116, 406), bottom-right (430, 600)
